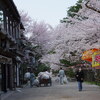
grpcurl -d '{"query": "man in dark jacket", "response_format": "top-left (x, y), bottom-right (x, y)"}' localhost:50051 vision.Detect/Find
top-left (75, 67), bottom-right (84, 91)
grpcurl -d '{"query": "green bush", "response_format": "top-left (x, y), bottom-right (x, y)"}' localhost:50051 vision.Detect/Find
top-left (36, 63), bottom-right (50, 75)
top-left (60, 59), bottom-right (71, 66)
top-left (52, 70), bottom-right (59, 76)
top-left (65, 68), bottom-right (75, 78)
top-left (48, 50), bottom-right (56, 54)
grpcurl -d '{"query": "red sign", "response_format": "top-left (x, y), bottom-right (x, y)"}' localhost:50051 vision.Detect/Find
top-left (95, 54), bottom-right (100, 63)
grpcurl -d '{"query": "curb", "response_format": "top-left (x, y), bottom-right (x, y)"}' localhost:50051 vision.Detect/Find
top-left (1, 91), bottom-right (14, 100)
top-left (0, 88), bottom-right (23, 100)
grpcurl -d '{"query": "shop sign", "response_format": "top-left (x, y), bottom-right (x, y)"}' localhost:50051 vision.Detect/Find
top-left (92, 51), bottom-right (100, 68)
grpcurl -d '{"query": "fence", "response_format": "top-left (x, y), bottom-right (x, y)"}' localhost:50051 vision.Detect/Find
top-left (84, 69), bottom-right (100, 84)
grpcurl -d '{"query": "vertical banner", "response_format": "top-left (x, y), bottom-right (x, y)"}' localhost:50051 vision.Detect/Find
top-left (92, 51), bottom-right (100, 69)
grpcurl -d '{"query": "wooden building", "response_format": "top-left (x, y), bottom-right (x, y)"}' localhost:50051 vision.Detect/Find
top-left (0, 0), bottom-right (25, 92)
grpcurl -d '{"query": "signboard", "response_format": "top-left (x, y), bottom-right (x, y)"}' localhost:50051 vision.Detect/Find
top-left (82, 48), bottom-right (99, 62)
top-left (95, 54), bottom-right (100, 63)
top-left (92, 51), bottom-right (100, 69)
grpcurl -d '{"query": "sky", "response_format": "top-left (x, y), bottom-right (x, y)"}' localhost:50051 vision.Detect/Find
top-left (13, 0), bottom-right (78, 27)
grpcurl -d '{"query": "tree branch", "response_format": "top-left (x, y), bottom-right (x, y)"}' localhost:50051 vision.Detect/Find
top-left (85, 1), bottom-right (100, 13)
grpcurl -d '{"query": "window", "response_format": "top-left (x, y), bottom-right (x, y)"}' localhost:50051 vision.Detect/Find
top-left (9, 20), bottom-right (12, 36)
top-left (0, 64), bottom-right (2, 91)
top-left (6, 16), bottom-right (9, 33)
top-left (1, 39), bottom-right (6, 49)
top-left (0, 10), bottom-right (4, 29)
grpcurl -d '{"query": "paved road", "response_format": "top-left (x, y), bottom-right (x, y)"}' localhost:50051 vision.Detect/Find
top-left (2, 79), bottom-right (100, 100)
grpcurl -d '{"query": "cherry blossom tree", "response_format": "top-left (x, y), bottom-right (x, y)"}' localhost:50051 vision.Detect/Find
top-left (28, 21), bottom-right (53, 55)
top-left (19, 10), bottom-right (33, 36)
top-left (41, 0), bottom-right (100, 69)
top-left (20, 10), bottom-right (53, 55)
top-left (20, 0), bottom-right (100, 69)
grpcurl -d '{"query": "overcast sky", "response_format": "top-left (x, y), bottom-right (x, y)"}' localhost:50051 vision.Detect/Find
top-left (13, 0), bottom-right (78, 27)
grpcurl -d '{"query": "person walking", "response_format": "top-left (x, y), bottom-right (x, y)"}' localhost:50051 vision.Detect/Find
top-left (58, 67), bottom-right (65, 85)
top-left (24, 70), bottom-right (31, 87)
top-left (75, 67), bottom-right (84, 91)
top-left (30, 71), bottom-right (36, 87)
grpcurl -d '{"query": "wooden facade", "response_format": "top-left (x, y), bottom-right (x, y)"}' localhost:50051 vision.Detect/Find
top-left (0, 0), bottom-right (25, 92)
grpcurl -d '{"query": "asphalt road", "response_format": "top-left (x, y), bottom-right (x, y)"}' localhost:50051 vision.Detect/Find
top-left (2, 78), bottom-right (100, 100)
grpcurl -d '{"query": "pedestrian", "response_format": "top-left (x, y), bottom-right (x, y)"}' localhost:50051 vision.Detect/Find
top-left (24, 70), bottom-right (31, 87)
top-left (58, 67), bottom-right (65, 85)
top-left (75, 67), bottom-right (84, 91)
top-left (45, 69), bottom-right (52, 86)
top-left (30, 70), bottom-right (36, 87)
top-left (45, 69), bottom-right (52, 78)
